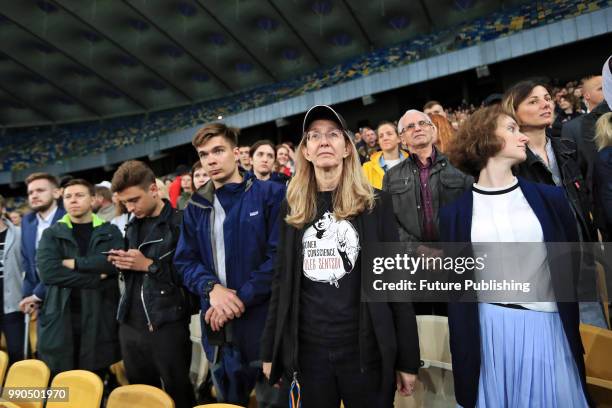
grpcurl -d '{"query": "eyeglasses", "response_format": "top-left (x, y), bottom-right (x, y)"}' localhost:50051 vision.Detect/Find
top-left (400, 120), bottom-right (433, 134)
top-left (305, 129), bottom-right (344, 143)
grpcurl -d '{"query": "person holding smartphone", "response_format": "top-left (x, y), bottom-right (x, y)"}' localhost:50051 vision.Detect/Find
top-left (109, 160), bottom-right (195, 408)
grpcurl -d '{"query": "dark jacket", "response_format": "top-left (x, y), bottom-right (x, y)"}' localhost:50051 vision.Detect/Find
top-left (260, 191), bottom-right (420, 388)
top-left (551, 109), bottom-right (582, 138)
top-left (116, 200), bottom-right (190, 330)
top-left (514, 136), bottom-right (596, 242)
top-left (439, 178), bottom-right (591, 408)
top-left (356, 141), bottom-right (380, 164)
top-left (174, 174), bottom-right (286, 363)
top-left (382, 148), bottom-right (473, 242)
top-left (21, 204), bottom-right (66, 300)
top-left (245, 171), bottom-right (291, 185)
top-left (562, 101), bottom-right (611, 185)
top-left (37, 214), bottom-right (122, 373)
top-left (594, 146), bottom-right (612, 240)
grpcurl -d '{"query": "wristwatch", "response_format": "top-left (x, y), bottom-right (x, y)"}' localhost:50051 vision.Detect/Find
top-left (203, 280), bottom-right (219, 301)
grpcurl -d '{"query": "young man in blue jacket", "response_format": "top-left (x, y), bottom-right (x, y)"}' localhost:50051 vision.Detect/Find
top-left (174, 123), bottom-right (286, 406)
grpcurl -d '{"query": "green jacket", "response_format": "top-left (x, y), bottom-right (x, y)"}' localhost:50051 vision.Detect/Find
top-left (37, 213), bottom-right (123, 373)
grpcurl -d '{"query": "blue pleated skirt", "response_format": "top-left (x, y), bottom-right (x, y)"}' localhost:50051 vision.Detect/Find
top-left (476, 303), bottom-right (588, 408)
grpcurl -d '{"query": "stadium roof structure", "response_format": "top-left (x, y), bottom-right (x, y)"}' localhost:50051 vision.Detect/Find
top-left (0, 0), bottom-right (528, 128)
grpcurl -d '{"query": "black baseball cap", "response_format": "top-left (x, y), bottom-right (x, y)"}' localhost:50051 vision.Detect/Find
top-left (302, 105), bottom-right (348, 134)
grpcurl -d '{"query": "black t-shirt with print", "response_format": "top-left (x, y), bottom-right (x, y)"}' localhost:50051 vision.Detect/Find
top-left (298, 191), bottom-right (361, 346)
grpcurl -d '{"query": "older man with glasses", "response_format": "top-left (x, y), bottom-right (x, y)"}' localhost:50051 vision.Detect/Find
top-left (382, 110), bottom-right (473, 314)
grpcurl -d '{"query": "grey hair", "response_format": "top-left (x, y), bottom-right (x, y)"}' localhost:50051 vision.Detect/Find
top-left (397, 109), bottom-right (438, 134)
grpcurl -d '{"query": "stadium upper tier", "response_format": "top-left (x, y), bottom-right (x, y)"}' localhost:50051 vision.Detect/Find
top-left (0, 0), bottom-right (609, 172)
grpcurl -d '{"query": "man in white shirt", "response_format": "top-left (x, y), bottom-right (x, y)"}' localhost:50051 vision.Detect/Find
top-left (19, 173), bottom-right (64, 314)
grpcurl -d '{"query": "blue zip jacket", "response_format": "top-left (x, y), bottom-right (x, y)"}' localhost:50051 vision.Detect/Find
top-left (174, 174), bottom-right (286, 362)
top-left (21, 204), bottom-right (66, 300)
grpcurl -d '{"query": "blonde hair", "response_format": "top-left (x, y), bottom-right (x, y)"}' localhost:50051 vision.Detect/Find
top-left (285, 132), bottom-right (375, 229)
top-left (594, 112), bottom-right (612, 151)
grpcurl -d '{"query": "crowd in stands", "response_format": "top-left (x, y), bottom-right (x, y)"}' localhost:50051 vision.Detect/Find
top-left (0, 54), bottom-right (609, 407)
top-left (0, 0), bottom-right (608, 172)
top-left (1, 73), bottom-right (604, 213)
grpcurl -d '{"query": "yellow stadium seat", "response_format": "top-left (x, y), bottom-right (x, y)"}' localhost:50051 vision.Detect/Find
top-left (0, 400), bottom-right (22, 407)
top-left (394, 316), bottom-right (454, 408)
top-left (0, 351), bottom-right (8, 385)
top-left (580, 324), bottom-right (612, 406)
top-left (109, 361), bottom-right (129, 386)
top-left (107, 384), bottom-right (174, 408)
top-left (417, 315), bottom-right (452, 370)
top-left (46, 370), bottom-right (103, 408)
top-left (1, 359), bottom-right (50, 408)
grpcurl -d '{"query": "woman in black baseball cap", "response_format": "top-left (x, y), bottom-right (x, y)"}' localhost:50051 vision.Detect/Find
top-left (261, 105), bottom-right (420, 408)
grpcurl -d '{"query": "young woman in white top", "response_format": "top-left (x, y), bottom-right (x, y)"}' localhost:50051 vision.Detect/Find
top-left (440, 105), bottom-right (590, 407)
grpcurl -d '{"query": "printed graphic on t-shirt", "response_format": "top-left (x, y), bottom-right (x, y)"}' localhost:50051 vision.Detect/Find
top-left (302, 211), bottom-right (360, 287)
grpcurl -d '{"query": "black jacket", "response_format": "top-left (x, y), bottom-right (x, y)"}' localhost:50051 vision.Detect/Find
top-left (260, 191), bottom-right (420, 387)
top-left (514, 137), bottom-right (596, 242)
top-left (594, 147), bottom-right (612, 241)
top-left (561, 101), bottom-right (611, 186)
top-left (382, 148), bottom-right (473, 242)
top-left (551, 109), bottom-right (582, 138)
top-left (117, 200), bottom-right (190, 330)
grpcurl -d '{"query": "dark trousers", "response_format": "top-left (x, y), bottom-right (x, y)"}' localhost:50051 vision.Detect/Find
top-left (119, 321), bottom-right (195, 408)
top-left (0, 311), bottom-right (25, 364)
top-left (297, 342), bottom-right (395, 408)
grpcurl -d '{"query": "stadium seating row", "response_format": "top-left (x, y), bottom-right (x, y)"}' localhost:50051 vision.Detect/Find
top-left (0, 353), bottom-right (244, 407)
